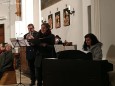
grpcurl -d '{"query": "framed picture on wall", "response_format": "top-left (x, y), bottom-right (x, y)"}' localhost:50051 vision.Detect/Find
top-left (63, 8), bottom-right (70, 26)
top-left (55, 11), bottom-right (61, 28)
top-left (48, 14), bottom-right (53, 29)
top-left (15, 0), bottom-right (21, 17)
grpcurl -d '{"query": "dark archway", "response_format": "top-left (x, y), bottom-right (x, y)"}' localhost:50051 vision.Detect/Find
top-left (0, 24), bottom-right (5, 43)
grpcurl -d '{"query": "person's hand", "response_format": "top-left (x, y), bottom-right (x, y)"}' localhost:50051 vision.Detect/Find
top-left (26, 34), bottom-right (34, 39)
top-left (26, 34), bottom-right (30, 39)
top-left (29, 35), bottom-right (34, 39)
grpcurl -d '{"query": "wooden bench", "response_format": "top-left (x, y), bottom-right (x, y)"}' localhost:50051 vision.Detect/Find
top-left (0, 70), bottom-right (17, 85)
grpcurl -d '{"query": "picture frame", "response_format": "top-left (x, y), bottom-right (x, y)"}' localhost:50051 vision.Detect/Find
top-left (48, 14), bottom-right (53, 29)
top-left (55, 11), bottom-right (61, 28)
top-left (63, 8), bottom-right (70, 26)
top-left (15, 0), bottom-right (21, 17)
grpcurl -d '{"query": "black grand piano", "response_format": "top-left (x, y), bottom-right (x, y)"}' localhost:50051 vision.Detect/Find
top-left (42, 50), bottom-right (113, 86)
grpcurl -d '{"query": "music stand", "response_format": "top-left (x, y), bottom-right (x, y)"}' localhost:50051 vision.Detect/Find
top-left (10, 38), bottom-right (28, 86)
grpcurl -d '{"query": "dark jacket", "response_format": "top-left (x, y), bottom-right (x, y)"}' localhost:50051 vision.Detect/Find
top-left (24, 31), bottom-right (38, 60)
top-left (0, 51), bottom-right (14, 79)
top-left (31, 30), bottom-right (56, 67)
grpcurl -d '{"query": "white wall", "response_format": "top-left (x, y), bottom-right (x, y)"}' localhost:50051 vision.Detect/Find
top-left (99, 0), bottom-right (115, 59)
top-left (0, 0), bottom-right (39, 44)
top-left (0, 0), bottom-right (16, 43)
top-left (42, 0), bottom-right (91, 50)
top-left (16, 0), bottom-right (41, 37)
top-left (33, 0), bottom-right (41, 31)
top-left (82, 0), bottom-right (91, 37)
top-left (20, 0), bottom-right (34, 37)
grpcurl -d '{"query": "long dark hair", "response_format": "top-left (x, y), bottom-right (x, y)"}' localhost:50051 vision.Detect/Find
top-left (83, 33), bottom-right (100, 51)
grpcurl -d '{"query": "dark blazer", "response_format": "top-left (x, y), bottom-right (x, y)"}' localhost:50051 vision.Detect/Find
top-left (24, 31), bottom-right (38, 60)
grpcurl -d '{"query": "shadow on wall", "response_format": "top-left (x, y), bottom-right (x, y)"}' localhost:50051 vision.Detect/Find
top-left (106, 45), bottom-right (115, 86)
top-left (106, 44), bottom-right (115, 59)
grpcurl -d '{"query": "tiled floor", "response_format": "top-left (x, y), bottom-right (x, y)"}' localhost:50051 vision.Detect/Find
top-left (0, 70), bottom-right (32, 86)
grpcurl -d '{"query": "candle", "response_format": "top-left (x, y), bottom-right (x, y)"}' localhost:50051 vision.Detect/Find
top-left (41, 17), bottom-right (43, 20)
top-left (68, 5), bottom-right (70, 10)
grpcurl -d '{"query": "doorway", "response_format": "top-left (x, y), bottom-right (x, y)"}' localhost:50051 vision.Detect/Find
top-left (0, 24), bottom-right (5, 43)
top-left (88, 5), bottom-right (91, 33)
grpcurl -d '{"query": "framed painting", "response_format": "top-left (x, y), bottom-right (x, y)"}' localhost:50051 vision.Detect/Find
top-left (48, 14), bottom-right (53, 29)
top-left (55, 11), bottom-right (61, 28)
top-left (15, 0), bottom-right (21, 17)
top-left (63, 8), bottom-right (70, 26)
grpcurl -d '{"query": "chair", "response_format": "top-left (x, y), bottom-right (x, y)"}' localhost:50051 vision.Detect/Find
top-left (106, 45), bottom-right (115, 86)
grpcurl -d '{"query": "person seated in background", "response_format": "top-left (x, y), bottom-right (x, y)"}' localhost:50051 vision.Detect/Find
top-left (82, 33), bottom-right (103, 60)
top-left (0, 43), bottom-right (7, 54)
top-left (55, 35), bottom-right (63, 44)
top-left (0, 44), bottom-right (14, 79)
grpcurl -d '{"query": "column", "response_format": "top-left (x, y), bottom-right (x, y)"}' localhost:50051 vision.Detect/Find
top-left (91, 0), bottom-right (101, 40)
top-left (33, 0), bottom-right (41, 31)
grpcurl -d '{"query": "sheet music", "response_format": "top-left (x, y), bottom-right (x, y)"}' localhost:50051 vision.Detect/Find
top-left (54, 45), bottom-right (77, 53)
top-left (10, 38), bottom-right (19, 47)
top-left (10, 38), bottom-right (28, 47)
top-left (54, 45), bottom-right (65, 53)
top-left (17, 37), bottom-right (27, 46)
top-left (65, 46), bottom-right (76, 50)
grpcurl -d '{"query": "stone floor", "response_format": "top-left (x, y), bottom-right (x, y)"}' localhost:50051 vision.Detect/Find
top-left (0, 70), bottom-right (32, 86)
top-left (0, 67), bottom-right (115, 86)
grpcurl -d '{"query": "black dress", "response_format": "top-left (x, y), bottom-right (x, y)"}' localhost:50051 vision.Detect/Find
top-left (31, 30), bottom-right (56, 86)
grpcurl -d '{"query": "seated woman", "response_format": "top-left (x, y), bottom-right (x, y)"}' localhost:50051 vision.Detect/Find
top-left (0, 44), bottom-right (14, 79)
top-left (82, 33), bottom-right (103, 60)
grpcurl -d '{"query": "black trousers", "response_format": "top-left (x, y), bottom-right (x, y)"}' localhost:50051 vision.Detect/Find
top-left (35, 66), bottom-right (42, 86)
top-left (28, 58), bottom-right (36, 83)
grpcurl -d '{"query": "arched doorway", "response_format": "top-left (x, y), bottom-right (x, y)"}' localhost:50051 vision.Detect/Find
top-left (0, 24), bottom-right (5, 43)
